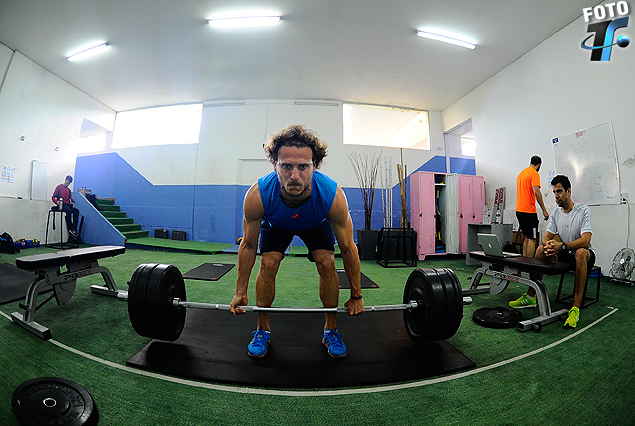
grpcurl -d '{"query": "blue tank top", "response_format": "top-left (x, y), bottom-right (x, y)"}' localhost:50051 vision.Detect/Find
top-left (258, 170), bottom-right (338, 231)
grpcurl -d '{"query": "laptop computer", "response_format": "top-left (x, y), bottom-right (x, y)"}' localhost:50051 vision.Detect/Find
top-left (477, 233), bottom-right (522, 258)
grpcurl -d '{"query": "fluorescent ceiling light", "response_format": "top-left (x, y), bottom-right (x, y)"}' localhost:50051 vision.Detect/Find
top-left (67, 42), bottom-right (110, 62)
top-left (416, 30), bottom-right (476, 49)
top-left (208, 15), bottom-right (281, 28)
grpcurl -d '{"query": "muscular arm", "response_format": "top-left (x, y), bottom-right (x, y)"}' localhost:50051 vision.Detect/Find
top-left (543, 231), bottom-right (592, 255)
top-left (533, 186), bottom-right (549, 220)
top-left (230, 183), bottom-right (264, 314)
top-left (554, 232), bottom-right (591, 252)
top-left (329, 186), bottom-right (365, 315)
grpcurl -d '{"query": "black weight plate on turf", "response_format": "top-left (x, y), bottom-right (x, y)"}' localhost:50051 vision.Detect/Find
top-left (145, 264), bottom-right (187, 341)
top-left (403, 268), bottom-right (463, 343)
top-left (473, 307), bottom-right (523, 329)
top-left (12, 377), bottom-right (98, 426)
top-left (128, 263), bottom-right (158, 338)
top-left (436, 267), bottom-right (463, 337)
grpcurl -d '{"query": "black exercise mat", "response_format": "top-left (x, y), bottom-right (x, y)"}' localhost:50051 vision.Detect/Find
top-left (0, 263), bottom-right (50, 305)
top-left (182, 263), bottom-right (235, 281)
top-left (126, 309), bottom-right (475, 388)
top-left (338, 269), bottom-right (379, 289)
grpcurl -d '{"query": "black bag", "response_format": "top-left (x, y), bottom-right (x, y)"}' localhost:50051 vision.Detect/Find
top-left (502, 241), bottom-right (518, 254)
top-left (86, 193), bottom-right (100, 210)
top-left (172, 230), bottom-right (186, 241)
top-left (0, 232), bottom-right (19, 254)
top-left (154, 229), bottom-right (169, 239)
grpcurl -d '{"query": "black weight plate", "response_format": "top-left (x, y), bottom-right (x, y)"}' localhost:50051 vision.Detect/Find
top-left (12, 377), bottom-right (98, 426)
top-left (145, 264), bottom-right (187, 341)
top-left (128, 263), bottom-right (187, 341)
top-left (473, 307), bottom-right (523, 329)
top-left (403, 268), bottom-right (463, 343)
top-left (128, 263), bottom-right (158, 338)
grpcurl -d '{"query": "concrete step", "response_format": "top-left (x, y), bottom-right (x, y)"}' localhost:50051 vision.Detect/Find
top-left (108, 217), bottom-right (134, 225)
top-left (96, 198), bottom-right (115, 206)
top-left (124, 230), bottom-right (149, 240)
top-left (102, 211), bottom-right (127, 219)
top-left (116, 224), bottom-right (142, 233)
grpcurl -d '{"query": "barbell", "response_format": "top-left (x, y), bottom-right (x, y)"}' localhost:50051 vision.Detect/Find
top-left (125, 263), bottom-right (469, 343)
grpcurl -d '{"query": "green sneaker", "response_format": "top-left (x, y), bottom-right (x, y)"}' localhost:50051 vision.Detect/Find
top-left (509, 293), bottom-right (537, 309)
top-left (564, 306), bottom-right (580, 329)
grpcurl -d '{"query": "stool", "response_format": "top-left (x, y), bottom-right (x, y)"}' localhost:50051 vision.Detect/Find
top-left (45, 208), bottom-right (79, 249)
top-left (556, 265), bottom-right (601, 308)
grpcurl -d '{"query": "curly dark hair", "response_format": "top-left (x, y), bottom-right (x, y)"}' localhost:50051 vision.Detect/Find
top-left (264, 125), bottom-right (328, 169)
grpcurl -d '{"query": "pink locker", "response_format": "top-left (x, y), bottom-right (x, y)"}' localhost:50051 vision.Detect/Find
top-left (458, 174), bottom-right (484, 253)
top-left (410, 172), bottom-right (436, 259)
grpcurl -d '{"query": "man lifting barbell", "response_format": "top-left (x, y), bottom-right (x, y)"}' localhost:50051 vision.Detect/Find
top-left (229, 124), bottom-right (364, 358)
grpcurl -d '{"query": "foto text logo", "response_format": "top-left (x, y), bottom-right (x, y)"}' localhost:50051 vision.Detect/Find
top-left (581, 2), bottom-right (630, 61)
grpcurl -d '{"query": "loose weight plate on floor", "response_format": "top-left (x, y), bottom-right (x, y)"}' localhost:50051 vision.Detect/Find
top-left (472, 307), bottom-right (523, 329)
top-left (128, 263), bottom-right (187, 341)
top-left (403, 268), bottom-right (463, 343)
top-left (12, 377), bottom-right (98, 426)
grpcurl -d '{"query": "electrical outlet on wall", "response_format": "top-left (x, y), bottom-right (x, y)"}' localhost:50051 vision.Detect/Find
top-left (620, 192), bottom-right (629, 203)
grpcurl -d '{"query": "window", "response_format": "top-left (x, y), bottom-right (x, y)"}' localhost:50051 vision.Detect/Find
top-left (343, 104), bottom-right (429, 150)
top-left (112, 104), bottom-right (203, 148)
top-left (461, 136), bottom-right (475, 157)
top-left (74, 134), bottom-right (107, 154)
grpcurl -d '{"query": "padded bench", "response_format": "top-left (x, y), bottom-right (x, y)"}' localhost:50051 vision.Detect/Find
top-left (466, 251), bottom-right (571, 331)
top-left (11, 245), bottom-right (125, 340)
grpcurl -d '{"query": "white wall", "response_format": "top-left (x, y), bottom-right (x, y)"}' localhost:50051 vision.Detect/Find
top-left (0, 45), bottom-right (115, 241)
top-left (111, 99), bottom-right (449, 189)
top-left (442, 11), bottom-right (635, 269)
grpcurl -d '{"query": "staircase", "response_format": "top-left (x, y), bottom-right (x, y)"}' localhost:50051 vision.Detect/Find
top-left (96, 198), bottom-right (149, 240)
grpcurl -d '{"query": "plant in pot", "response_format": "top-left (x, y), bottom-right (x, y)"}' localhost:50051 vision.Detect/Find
top-left (348, 151), bottom-right (382, 260)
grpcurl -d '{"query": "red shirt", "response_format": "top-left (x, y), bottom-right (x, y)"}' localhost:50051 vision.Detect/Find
top-left (52, 184), bottom-right (73, 204)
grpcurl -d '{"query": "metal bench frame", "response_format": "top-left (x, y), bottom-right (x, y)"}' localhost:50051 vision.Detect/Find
top-left (11, 246), bottom-right (125, 340)
top-left (464, 251), bottom-right (571, 331)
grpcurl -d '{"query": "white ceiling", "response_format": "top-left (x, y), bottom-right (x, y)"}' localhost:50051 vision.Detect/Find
top-left (0, 0), bottom-right (600, 113)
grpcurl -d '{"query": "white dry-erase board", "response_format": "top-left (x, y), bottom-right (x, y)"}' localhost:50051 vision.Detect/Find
top-left (551, 122), bottom-right (620, 205)
top-left (30, 160), bottom-right (48, 201)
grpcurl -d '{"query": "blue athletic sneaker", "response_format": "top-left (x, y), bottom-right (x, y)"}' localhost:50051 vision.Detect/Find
top-left (248, 329), bottom-right (270, 358)
top-left (322, 328), bottom-right (347, 358)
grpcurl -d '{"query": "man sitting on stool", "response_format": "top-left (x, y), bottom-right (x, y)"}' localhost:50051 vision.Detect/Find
top-left (509, 175), bottom-right (594, 329)
top-left (52, 175), bottom-right (80, 241)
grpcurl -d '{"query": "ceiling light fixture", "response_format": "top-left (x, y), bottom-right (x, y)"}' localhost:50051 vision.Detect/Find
top-left (416, 30), bottom-right (476, 50)
top-left (67, 42), bottom-right (110, 62)
top-left (208, 15), bottom-right (281, 28)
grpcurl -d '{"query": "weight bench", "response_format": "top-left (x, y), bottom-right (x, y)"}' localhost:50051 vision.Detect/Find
top-left (11, 245), bottom-right (125, 340)
top-left (465, 251), bottom-right (571, 331)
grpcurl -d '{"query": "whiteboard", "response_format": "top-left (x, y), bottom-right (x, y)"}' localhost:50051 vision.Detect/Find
top-left (30, 160), bottom-right (48, 201)
top-left (551, 122), bottom-right (620, 205)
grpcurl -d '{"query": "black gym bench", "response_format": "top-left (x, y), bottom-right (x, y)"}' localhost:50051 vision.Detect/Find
top-left (11, 245), bottom-right (126, 340)
top-left (464, 251), bottom-right (571, 331)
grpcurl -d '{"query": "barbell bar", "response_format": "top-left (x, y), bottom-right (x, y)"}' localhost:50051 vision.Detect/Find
top-left (126, 263), bottom-right (469, 343)
top-left (169, 299), bottom-right (420, 312)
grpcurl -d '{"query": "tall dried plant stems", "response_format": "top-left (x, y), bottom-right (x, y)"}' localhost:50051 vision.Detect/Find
top-left (348, 152), bottom-right (382, 230)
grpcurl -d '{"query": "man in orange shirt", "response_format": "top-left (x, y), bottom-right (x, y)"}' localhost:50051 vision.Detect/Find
top-left (515, 156), bottom-right (549, 258)
top-left (510, 156), bottom-right (550, 310)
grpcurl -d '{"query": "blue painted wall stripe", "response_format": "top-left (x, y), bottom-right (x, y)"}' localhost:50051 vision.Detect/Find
top-left (75, 153), bottom-right (474, 244)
